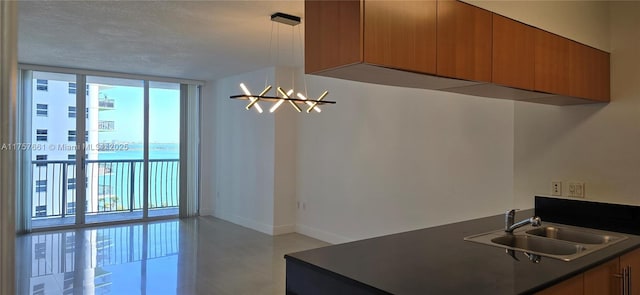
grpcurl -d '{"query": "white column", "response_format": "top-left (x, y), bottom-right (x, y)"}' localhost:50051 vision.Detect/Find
top-left (0, 0), bottom-right (18, 294)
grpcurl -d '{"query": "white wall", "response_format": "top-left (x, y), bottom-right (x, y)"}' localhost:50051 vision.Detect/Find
top-left (273, 67), bottom-right (298, 234)
top-left (512, 2), bottom-right (640, 208)
top-left (207, 67), bottom-right (298, 235)
top-left (295, 77), bottom-right (515, 243)
top-left (211, 68), bottom-right (277, 234)
top-left (205, 67), bottom-right (516, 244)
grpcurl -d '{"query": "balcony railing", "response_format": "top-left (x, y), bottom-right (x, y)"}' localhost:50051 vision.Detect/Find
top-left (31, 159), bottom-right (179, 219)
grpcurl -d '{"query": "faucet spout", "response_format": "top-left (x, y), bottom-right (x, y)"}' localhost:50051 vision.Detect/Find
top-left (505, 210), bottom-right (542, 233)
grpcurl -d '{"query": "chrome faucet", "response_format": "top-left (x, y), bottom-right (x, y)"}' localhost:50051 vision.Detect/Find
top-left (505, 209), bottom-right (542, 233)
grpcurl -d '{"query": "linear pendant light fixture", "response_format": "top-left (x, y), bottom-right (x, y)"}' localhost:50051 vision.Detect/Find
top-left (230, 12), bottom-right (335, 114)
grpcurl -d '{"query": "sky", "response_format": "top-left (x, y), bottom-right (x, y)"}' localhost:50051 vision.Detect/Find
top-left (97, 86), bottom-right (180, 144)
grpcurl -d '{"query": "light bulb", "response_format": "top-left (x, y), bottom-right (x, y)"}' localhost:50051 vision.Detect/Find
top-left (306, 91), bottom-right (328, 113)
top-left (240, 83), bottom-right (263, 113)
top-left (298, 93), bottom-right (322, 113)
top-left (270, 100), bottom-right (285, 113)
top-left (240, 83), bottom-right (251, 95)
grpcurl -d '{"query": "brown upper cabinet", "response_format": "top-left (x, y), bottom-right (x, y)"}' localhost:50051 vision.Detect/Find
top-left (305, 0), bottom-right (437, 75)
top-left (534, 29), bottom-right (573, 97)
top-left (304, 0), bottom-right (610, 105)
top-left (437, 0), bottom-right (492, 82)
top-left (534, 29), bottom-right (610, 102)
top-left (568, 41), bottom-right (610, 102)
top-left (304, 0), bottom-right (362, 74)
top-left (492, 14), bottom-right (535, 91)
top-left (364, 0), bottom-right (437, 74)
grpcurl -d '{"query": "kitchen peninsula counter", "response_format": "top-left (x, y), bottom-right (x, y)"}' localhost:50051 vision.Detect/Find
top-left (285, 209), bottom-right (640, 294)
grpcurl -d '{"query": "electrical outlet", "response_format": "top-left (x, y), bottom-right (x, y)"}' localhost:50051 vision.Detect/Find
top-left (551, 181), bottom-right (562, 196)
top-left (568, 182), bottom-right (585, 198)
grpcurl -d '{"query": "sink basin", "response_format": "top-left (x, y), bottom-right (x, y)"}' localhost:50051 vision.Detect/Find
top-left (464, 224), bottom-right (628, 262)
top-left (526, 226), bottom-right (621, 244)
top-left (491, 235), bottom-right (586, 256)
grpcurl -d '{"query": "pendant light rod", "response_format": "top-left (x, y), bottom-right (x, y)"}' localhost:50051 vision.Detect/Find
top-left (230, 95), bottom-right (336, 105)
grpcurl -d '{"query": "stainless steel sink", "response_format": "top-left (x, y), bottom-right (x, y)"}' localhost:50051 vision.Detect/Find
top-left (464, 224), bottom-right (627, 262)
top-left (491, 235), bottom-right (587, 256)
top-left (526, 226), bottom-right (622, 245)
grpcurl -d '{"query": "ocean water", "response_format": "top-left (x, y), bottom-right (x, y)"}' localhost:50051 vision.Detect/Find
top-left (97, 143), bottom-right (179, 160)
top-left (92, 143), bottom-right (179, 210)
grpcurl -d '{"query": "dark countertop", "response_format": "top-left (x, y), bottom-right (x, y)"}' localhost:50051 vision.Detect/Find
top-left (285, 209), bottom-right (640, 294)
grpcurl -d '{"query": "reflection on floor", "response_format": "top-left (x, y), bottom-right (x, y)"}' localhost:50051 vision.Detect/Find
top-left (16, 217), bottom-right (329, 295)
top-left (31, 207), bottom-right (179, 229)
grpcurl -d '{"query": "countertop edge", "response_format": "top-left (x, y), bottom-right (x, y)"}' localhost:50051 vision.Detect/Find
top-left (284, 254), bottom-right (393, 294)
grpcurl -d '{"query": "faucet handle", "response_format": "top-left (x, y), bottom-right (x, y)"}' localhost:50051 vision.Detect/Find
top-left (505, 209), bottom-right (519, 231)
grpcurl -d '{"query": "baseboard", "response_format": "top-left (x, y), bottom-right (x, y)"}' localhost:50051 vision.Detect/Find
top-left (273, 224), bottom-right (296, 235)
top-left (199, 207), bottom-right (214, 216)
top-left (210, 211), bottom-right (354, 242)
top-left (295, 224), bottom-right (353, 245)
top-left (213, 210), bottom-right (279, 235)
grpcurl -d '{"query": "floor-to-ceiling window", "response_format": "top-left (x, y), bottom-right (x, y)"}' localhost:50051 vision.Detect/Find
top-left (19, 66), bottom-right (200, 231)
top-left (148, 82), bottom-right (180, 218)
top-left (29, 72), bottom-right (78, 228)
top-left (85, 76), bottom-right (146, 224)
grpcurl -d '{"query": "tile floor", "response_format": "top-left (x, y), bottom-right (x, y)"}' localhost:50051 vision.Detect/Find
top-left (16, 217), bottom-right (329, 295)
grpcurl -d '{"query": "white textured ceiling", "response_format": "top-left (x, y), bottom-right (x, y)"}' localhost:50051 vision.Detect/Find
top-left (18, 1), bottom-right (305, 81)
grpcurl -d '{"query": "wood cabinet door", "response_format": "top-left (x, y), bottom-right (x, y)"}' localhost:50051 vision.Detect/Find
top-left (436, 0), bottom-right (492, 82)
top-left (584, 258), bottom-right (621, 295)
top-left (305, 0), bottom-right (362, 74)
top-left (363, 0), bottom-right (437, 74)
top-left (620, 248), bottom-right (640, 295)
top-left (569, 42), bottom-right (610, 102)
top-left (492, 14), bottom-right (535, 90)
top-left (535, 274), bottom-right (584, 295)
top-left (534, 29), bottom-right (572, 97)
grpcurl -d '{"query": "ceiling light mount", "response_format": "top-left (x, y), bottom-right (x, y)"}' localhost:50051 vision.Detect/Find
top-left (271, 12), bottom-right (301, 26)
